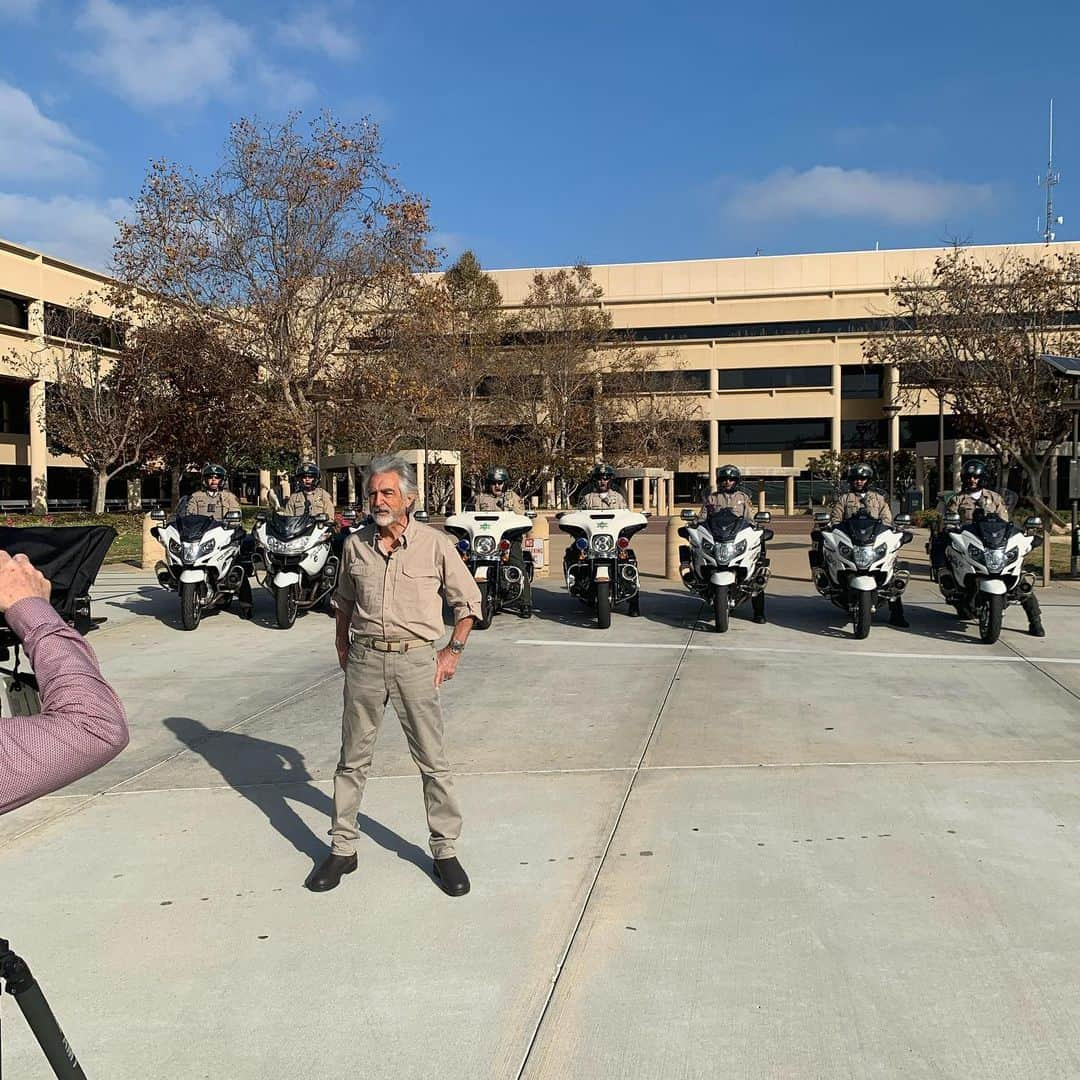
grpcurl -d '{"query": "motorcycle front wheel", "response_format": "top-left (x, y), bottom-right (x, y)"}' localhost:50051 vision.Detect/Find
top-left (596, 580), bottom-right (612, 629)
top-left (180, 581), bottom-right (202, 631)
top-left (978, 593), bottom-right (1004, 644)
top-left (475, 586), bottom-right (495, 631)
top-left (852, 589), bottom-right (873, 640)
top-left (712, 585), bottom-right (730, 633)
top-left (275, 584), bottom-right (298, 629)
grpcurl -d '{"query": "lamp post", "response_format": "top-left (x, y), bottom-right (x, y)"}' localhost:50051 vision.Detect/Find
top-left (1041, 354), bottom-right (1080, 578)
top-left (882, 402), bottom-right (902, 510)
top-left (307, 383), bottom-right (333, 471)
top-left (417, 414), bottom-right (434, 512)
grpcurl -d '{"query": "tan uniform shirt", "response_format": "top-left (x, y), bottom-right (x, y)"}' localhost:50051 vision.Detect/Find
top-left (182, 489), bottom-right (241, 521)
top-left (701, 489), bottom-right (755, 520)
top-left (333, 515), bottom-right (483, 642)
top-left (472, 491), bottom-right (526, 513)
top-left (579, 489), bottom-right (628, 510)
top-left (283, 486), bottom-right (336, 519)
top-left (829, 490), bottom-right (892, 525)
top-left (946, 489), bottom-right (1009, 524)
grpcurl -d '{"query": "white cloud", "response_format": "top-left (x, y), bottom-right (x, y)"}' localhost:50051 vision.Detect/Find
top-left (0, 81), bottom-right (94, 182)
top-left (724, 166), bottom-right (993, 226)
top-left (0, 0), bottom-right (41, 20)
top-left (0, 194), bottom-right (127, 270)
top-left (76, 0), bottom-right (314, 108)
top-left (277, 6), bottom-right (360, 61)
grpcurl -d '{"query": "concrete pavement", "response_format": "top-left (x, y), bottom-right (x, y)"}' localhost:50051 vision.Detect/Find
top-left (2, 535), bottom-right (1080, 1077)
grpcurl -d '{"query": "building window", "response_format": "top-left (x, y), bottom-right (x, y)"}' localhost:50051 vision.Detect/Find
top-left (719, 418), bottom-right (831, 452)
top-left (0, 292), bottom-right (28, 331)
top-left (841, 367), bottom-right (883, 399)
top-left (899, 415), bottom-right (960, 448)
top-left (0, 379), bottom-right (29, 434)
top-left (44, 303), bottom-right (123, 350)
top-left (604, 369), bottom-right (710, 394)
top-left (718, 365), bottom-right (831, 391)
top-left (841, 419), bottom-right (887, 449)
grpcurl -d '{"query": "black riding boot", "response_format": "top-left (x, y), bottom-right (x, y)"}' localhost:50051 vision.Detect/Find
top-left (1021, 592), bottom-right (1045, 637)
top-left (627, 593), bottom-right (641, 617)
top-left (888, 598), bottom-right (909, 628)
top-left (751, 592), bottom-right (766, 624)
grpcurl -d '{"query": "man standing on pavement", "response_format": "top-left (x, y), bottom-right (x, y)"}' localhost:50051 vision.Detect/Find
top-left (308, 453), bottom-right (483, 897)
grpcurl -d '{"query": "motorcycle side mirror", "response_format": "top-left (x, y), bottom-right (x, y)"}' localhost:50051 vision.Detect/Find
top-left (813, 512), bottom-right (829, 525)
top-left (150, 509), bottom-right (166, 522)
top-left (555, 511), bottom-right (567, 520)
top-left (225, 510), bottom-right (243, 525)
top-left (526, 511), bottom-right (538, 519)
top-left (943, 512), bottom-right (961, 527)
top-left (413, 510), bottom-right (430, 523)
top-left (681, 509), bottom-right (698, 521)
top-left (315, 513), bottom-right (329, 524)
top-left (1025, 516), bottom-right (1043, 531)
top-left (895, 514), bottom-right (912, 527)
top-left (754, 511), bottom-right (771, 524)
top-left (341, 509), bottom-right (357, 522)
top-left (254, 511), bottom-right (267, 524)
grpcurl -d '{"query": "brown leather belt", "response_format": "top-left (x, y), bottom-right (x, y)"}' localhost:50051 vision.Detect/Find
top-left (350, 635), bottom-right (431, 653)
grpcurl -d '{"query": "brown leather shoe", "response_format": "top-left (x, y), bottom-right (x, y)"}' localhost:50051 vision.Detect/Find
top-left (307, 852), bottom-right (357, 892)
top-left (432, 856), bottom-right (470, 897)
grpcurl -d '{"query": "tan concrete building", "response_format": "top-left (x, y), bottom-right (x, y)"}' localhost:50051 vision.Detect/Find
top-left (4, 235), bottom-right (1080, 511)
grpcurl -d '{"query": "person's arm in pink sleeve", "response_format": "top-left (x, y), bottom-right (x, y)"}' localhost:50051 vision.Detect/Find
top-left (1, 596), bottom-right (128, 815)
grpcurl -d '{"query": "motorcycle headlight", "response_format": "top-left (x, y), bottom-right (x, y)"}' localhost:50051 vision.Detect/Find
top-left (853, 545), bottom-right (877, 569)
top-left (983, 548), bottom-right (1007, 572)
top-left (267, 536), bottom-right (305, 554)
top-left (967, 544), bottom-right (987, 567)
top-left (168, 539), bottom-right (183, 557)
top-left (475, 535), bottom-right (497, 556)
top-left (591, 533), bottom-right (614, 553)
top-left (701, 539), bottom-right (715, 556)
top-left (182, 541), bottom-right (203, 562)
top-left (838, 542), bottom-right (854, 560)
top-left (198, 539), bottom-right (216, 558)
top-left (715, 539), bottom-right (748, 562)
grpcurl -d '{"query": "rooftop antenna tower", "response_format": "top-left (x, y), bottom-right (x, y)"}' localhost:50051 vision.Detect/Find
top-left (1038, 98), bottom-right (1064, 244)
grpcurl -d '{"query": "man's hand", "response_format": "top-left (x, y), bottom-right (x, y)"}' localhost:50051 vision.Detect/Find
top-left (0, 551), bottom-right (51, 614)
top-left (435, 648), bottom-right (460, 687)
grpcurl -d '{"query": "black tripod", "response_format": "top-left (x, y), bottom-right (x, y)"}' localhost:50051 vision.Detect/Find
top-left (0, 939), bottom-right (87, 1078)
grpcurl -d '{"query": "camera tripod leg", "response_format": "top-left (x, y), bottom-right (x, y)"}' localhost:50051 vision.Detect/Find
top-left (0, 940), bottom-right (87, 1079)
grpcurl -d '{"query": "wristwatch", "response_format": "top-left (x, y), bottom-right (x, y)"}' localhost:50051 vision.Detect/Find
top-left (448, 639), bottom-right (466, 655)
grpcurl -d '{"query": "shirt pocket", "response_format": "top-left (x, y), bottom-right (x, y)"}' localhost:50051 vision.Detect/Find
top-left (399, 564), bottom-right (440, 609)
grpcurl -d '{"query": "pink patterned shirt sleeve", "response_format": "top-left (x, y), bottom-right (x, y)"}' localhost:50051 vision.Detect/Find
top-left (1, 597), bottom-right (128, 815)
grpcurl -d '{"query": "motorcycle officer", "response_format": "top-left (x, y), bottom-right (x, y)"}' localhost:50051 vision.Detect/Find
top-left (578, 464), bottom-right (627, 510)
top-left (471, 466), bottom-right (526, 514)
top-left (936, 459), bottom-right (1044, 637)
top-left (284, 462), bottom-right (336, 519)
top-left (181, 463), bottom-right (253, 614)
top-left (469, 466), bottom-right (531, 617)
top-left (816, 463), bottom-right (908, 628)
top-left (701, 464), bottom-right (755, 519)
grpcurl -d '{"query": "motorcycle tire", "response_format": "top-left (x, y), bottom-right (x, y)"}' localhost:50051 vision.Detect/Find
top-left (275, 584), bottom-right (298, 630)
top-left (475, 588), bottom-right (495, 630)
top-left (853, 590), bottom-right (873, 640)
top-left (713, 585), bottom-right (730, 634)
top-left (180, 581), bottom-right (202, 631)
top-left (596, 580), bottom-right (612, 630)
top-left (978, 593), bottom-right (1004, 644)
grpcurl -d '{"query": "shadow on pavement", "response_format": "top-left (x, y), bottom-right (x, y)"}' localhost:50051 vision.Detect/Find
top-left (163, 717), bottom-right (429, 877)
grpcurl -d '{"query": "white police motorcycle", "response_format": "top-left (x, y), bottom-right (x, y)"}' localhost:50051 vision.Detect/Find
top-left (151, 508), bottom-right (250, 630)
top-left (444, 509), bottom-right (536, 628)
top-left (678, 508), bottom-right (773, 632)
top-left (558, 508), bottom-right (648, 628)
top-left (931, 510), bottom-right (1041, 644)
top-left (252, 508), bottom-right (357, 629)
top-left (811, 509), bottom-right (913, 639)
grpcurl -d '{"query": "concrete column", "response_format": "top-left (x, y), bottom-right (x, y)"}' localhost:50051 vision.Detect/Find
top-left (626, 477), bottom-right (635, 511)
top-left (758, 486), bottom-right (767, 512)
top-left (141, 513), bottom-right (165, 570)
top-left (126, 476), bottom-right (142, 511)
top-left (665, 514), bottom-right (683, 582)
top-left (885, 364), bottom-right (901, 454)
top-left (915, 456), bottom-right (926, 505)
top-left (708, 366), bottom-right (720, 483)
top-left (785, 475), bottom-right (795, 516)
top-left (453, 461), bottom-right (462, 514)
top-left (951, 453), bottom-right (962, 494)
top-left (544, 478), bottom-right (555, 509)
top-left (658, 477), bottom-right (668, 516)
top-left (643, 478), bottom-right (652, 514)
top-left (28, 378), bottom-right (48, 513)
top-left (831, 360), bottom-right (842, 453)
top-left (1048, 454), bottom-right (1059, 511)
top-left (416, 457), bottom-right (427, 511)
top-left (346, 465), bottom-right (357, 506)
top-left (258, 468), bottom-right (272, 507)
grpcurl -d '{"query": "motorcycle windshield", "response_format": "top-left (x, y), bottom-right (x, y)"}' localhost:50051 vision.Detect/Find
top-left (175, 514), bottom-right (217, 541)
top-left (970, 515), bottom-right (1013, 550)
top-left (0, 524), bottom-right (116, 623)
top-left (268, 513), bottom-right (316, 541)
top-left (838, 512), bottom-right (886, 547)
top-left (705, 508), bottom-right (745, 542)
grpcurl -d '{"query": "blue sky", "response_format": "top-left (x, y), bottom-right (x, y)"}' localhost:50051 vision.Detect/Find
top-left (1, 1), bottom-right (1078, 271)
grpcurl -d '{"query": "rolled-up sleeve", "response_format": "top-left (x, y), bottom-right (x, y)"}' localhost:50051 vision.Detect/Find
top-left (438, 537), bottom-right (483, 624)
top-left (1, 598), bottom-right (128, 815)
top-left (332, 536), bottom-right (357, 613)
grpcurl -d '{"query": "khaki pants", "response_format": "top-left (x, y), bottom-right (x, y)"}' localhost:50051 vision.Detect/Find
top-left (331, 641), bottom-right (461, 859)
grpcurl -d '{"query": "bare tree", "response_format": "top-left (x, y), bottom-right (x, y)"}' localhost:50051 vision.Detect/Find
top-left (865, 247), bottom-right (1080, 522)
top-left (113, 111), bottom-right (436, 458)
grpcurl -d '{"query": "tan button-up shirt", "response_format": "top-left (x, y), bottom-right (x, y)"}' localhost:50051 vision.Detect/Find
top-left (333, 515), bottom-right (483, 641)
top-left (182, 489), bottom-right (241, 520)
top-left (284, 486), bottom-right (336, 519)
top-left (471, 491), bottom-right (526, 513)
top-left (579, 489), bottom-right (628, 510)
top-left (701, 488), bottom-right (755, 520)
top-left (946, 489), bottom-right (1009, 523)
top-left (830, 490), bottom-right (892, 525)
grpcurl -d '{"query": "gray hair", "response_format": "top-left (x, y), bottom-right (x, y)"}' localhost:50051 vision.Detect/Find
top-left (365, 453), bottom-right (418, 498)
